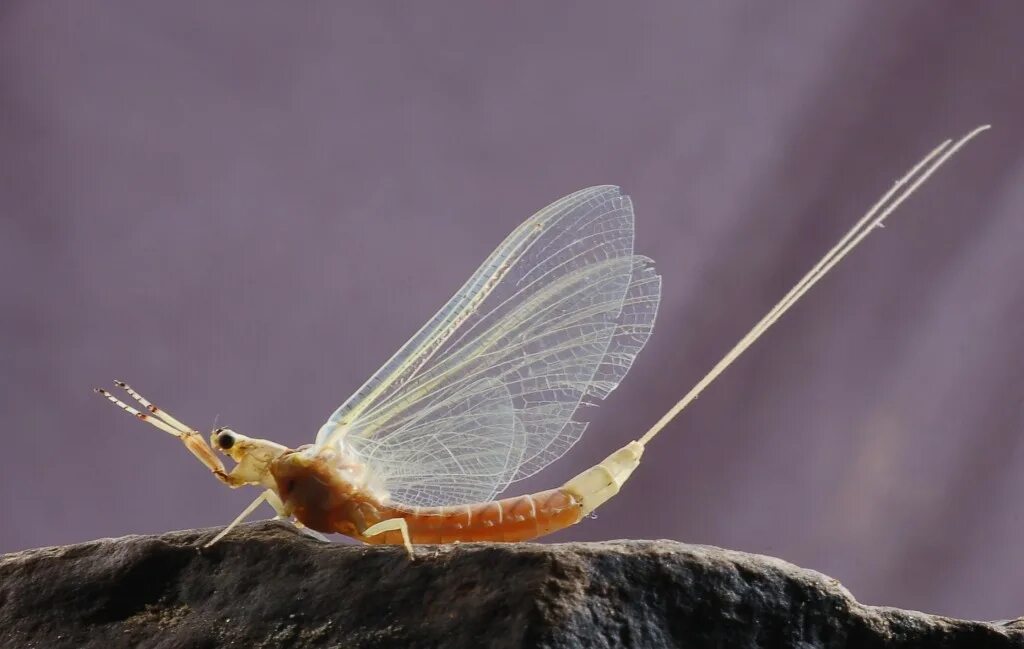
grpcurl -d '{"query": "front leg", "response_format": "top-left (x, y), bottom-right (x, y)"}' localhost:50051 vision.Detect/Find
top-left (96, 381), bottom-right (246, 487)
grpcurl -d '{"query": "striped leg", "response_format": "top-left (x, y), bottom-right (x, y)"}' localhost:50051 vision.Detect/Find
top-left (95, 380), bottom-right (237, 485)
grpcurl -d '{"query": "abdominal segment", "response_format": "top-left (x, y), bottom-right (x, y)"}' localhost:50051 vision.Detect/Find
top-left (358, 488), bottom-right (585, 545)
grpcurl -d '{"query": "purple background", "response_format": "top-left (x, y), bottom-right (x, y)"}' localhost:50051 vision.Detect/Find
top-left (2, 1), bottom-right (1023, 620)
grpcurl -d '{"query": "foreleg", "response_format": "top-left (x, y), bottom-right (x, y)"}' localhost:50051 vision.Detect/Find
top-left (96, 381), bottom-right (245, 486)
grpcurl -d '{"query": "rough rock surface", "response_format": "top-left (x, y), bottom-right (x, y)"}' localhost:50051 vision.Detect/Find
top-left (1, 521), bottom-right (1020, 649)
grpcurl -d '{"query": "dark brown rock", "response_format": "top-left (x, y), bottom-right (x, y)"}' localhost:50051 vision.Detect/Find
top-left (0, 521), bottom-right (1020, 648)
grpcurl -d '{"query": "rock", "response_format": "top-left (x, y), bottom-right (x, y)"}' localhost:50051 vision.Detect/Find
top-left (0, 521), bottom-right (1020, 649)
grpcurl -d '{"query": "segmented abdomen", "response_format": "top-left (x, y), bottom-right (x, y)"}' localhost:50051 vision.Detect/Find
top-left (361, 488), bottom-right (585, 545)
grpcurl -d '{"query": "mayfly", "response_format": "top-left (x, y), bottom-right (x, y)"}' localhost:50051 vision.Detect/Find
top-left (97, 126), bottom-right (988, 555)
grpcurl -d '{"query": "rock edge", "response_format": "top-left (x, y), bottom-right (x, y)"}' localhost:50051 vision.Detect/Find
top-left (1, 521), bottom-right (1021, 649)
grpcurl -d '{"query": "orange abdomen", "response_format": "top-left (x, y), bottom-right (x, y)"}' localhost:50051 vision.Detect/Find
top-left (360, 488), bottom-right (585, 545)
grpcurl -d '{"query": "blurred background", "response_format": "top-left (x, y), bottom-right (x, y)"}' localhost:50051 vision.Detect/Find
top-left (1, 1), bottom-right (1022, 620)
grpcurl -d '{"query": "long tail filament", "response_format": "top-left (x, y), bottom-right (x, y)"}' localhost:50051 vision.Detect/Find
top-left (638, 125), bottom-right (990, 447)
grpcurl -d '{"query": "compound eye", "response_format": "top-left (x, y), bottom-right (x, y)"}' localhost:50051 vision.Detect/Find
top-left (217, 432), bottom-right (235, 450)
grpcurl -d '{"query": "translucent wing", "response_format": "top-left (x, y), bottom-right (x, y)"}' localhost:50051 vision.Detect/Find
top-left (316, 186), bottom-right (661, 507)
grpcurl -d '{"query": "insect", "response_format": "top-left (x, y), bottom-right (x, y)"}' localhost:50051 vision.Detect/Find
top-left (97, 126), bottom-right (988, 556)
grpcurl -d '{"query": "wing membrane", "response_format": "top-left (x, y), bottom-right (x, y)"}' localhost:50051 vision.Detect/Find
top-left (349, 377), bottom-right (522, 507)
top-left (317, 186), bottom-right (661, 507)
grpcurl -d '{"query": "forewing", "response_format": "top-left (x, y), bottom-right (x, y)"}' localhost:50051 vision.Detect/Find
top-left (319, 187), bottom-right (661, 507)
top-left (347, 377), bottom-right (522, 507)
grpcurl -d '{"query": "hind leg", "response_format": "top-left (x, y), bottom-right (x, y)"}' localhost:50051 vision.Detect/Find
top-left (363, 518), bottom-right (414, 558)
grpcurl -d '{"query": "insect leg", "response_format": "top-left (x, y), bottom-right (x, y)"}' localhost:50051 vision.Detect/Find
top-left (95, 382), bottom-right (239, 486)
top-left (290, 519), bottom-right (330, 542)
top-left (205, 489), bottom-right (272, 547)
top-left (363, 518), bottom-right (415, 558)
top-left (265, 490), bottom-right (288, 517)
top-left (113, 380), bottom-right (193, 433)
top-left (262, 491), bottom-right (327, 540)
